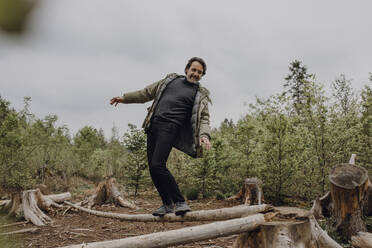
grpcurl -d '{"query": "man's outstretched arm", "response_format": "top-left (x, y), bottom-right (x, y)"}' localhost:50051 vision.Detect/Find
top-left (110, 96), bottom-right (124, 106)
top-left (109, 77), bottom-right (168, 106)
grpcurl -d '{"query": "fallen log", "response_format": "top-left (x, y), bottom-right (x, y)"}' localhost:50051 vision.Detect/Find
top-left (329, 163), bottom-right (369, 238)
top-left (60, 213), bottom-right (267, 248)
top-left (64, 201), bottom-right (271, 222)
top-left (351, 232), bottom-right (372, 248)
top-left (0, 189), bottom-right (71, 226)
top-left (82, 178), bottom-right (136, 209)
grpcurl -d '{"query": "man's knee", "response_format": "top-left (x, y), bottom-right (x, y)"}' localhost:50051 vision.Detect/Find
top-left (149, 163), bottom-right (168, 176)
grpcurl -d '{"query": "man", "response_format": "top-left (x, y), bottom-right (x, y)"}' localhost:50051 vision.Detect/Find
top-left (110, 57), bottom-right (211, 216)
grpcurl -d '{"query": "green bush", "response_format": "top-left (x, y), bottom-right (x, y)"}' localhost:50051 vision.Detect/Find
top-left (184, 187), bottom-right (199, 200)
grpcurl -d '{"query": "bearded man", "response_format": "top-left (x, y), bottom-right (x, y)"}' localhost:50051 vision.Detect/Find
top-left (110, 57), bottom-right (211, 216)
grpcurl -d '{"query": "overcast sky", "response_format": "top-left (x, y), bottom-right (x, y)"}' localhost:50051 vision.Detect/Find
top-left (1, 0), bottom-right (371, 137)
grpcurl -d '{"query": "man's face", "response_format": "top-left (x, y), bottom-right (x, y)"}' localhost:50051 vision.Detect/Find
top-left (185, 61), bottom-right (204, 83)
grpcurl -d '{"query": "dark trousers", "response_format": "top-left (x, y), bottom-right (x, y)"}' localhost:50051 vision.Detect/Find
top-left (147, 118), bottom-right (185, 205)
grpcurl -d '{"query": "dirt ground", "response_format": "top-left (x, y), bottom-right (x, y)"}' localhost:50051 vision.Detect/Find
top-left (1, 189), bottom-right (242, 248)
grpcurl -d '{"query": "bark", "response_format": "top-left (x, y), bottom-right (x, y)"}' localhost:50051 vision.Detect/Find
top-left (82, 178), bottom-right (136, 209)
top-left (329, 163), bottom-right (369, 239)
top-left (60, 213), bottom-right (266, 248)
top-left (64, 201), bottom-right (272, 222)
top-left (362, 183), bottom-right (372, 217)
top-left (351, 232), bottom-right (372, 248)
top-left (227, 178), bottom-right (264, 205)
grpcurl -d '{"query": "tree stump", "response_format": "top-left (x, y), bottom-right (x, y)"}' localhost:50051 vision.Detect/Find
top-left (233, 207), bottom-right (342, 248)
top-left (234, 220), bottom-right (314, 248)
top-left (82, 178), bottom-right (137, 209)
top-left (228, 178), bottom-right (264, 205)
top-left (362, 183), bottom-right (372, 217)
top-left (329, 163), bottom-right (369, 239)
top-left (0, 189), bottom-right (71, 226)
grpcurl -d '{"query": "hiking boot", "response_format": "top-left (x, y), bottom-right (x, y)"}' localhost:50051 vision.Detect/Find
top-left (175, 201), bottom-right (191, 216)
top-left (152, 204), bottom-right (174, 216)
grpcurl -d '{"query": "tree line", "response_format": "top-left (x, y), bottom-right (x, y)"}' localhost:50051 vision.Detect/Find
top-left (1, 60), bottom-right (371, 205)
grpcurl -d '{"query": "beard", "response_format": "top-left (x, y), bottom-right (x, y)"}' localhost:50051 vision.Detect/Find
top-left (187, 75), bottom-right (199, 83)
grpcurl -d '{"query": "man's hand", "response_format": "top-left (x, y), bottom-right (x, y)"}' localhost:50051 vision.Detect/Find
top-left (200, 136), bottom-right (211, 151)
top-left (110, 96), bottom-right (124, 106)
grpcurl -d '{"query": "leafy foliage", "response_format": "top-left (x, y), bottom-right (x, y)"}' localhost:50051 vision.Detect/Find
top-left (1, 63), bottom-right (372, 208)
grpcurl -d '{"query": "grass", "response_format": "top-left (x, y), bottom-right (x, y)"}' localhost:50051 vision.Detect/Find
top-left (0, 214), bottom-right (25, 248)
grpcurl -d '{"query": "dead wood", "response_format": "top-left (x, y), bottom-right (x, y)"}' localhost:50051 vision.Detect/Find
top-left (0, 189), bottom-right (71, 226)
top-left (0, 228), bottom-right (39, 235)
top-left (60, 213), bottom-right (266, 248)
top-left (308, 216), bottom-right (342, 248)
top-left (64, 201), bottom-right (272, 222)
top-left (363, 183), bottom-right (372, 217)
top-left (329, 163), bottom-right (369, 239)
top-left (22, 189), bottom-right (53, 226)
top-left (0, 221), bottom-right (28, 228)
top-left (0, 199), bottom-right (11, 209)
top-left (233, 208), bottom-right (341, 248)
top-left (351, 232), bottom-right (372, 248)
top-left (311, 191), bottom-right (332, 219)
top-left (227, 178), bottom-right (264, 205)
top-left (7, 193), bottom-right (22, 216)
top-left (82, 178), bottom-right (137, 209)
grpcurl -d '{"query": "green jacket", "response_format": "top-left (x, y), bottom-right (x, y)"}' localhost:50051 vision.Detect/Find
top-left (122, 73), bottom-right (211, 158)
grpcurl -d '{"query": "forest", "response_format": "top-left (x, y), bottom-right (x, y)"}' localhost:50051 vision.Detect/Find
top-left (1, 60), bottom-right (372, 247)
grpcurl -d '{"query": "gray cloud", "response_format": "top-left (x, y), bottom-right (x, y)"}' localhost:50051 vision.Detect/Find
top-left (1, 0), bottom-right (371, 136)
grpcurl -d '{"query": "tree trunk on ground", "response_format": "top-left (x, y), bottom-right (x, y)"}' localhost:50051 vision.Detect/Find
top-left (0, 189), bottom-right (71, 226)
top-left (329, 163), bottom-right (369, 239)
top-left (64, 201), bottom-right (272, 222)
top-left (82, 178), bottom-right (136, 209)
top-left (60, 213), bottom-right (268, 248)
top-left (233, 207), bottom-right (342, 248)
top-left (227, 178), bottom-right (264, 205)
top-left (351, 232), bottom-right (372, 248)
